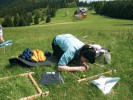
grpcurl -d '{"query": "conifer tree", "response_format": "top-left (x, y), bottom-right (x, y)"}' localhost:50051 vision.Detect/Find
top-left (27, 12), bottom-right (33, 23)
top-left (19, 16), bottom-right (26, 26)
top-left (29, 15), bottom-right (33, 23)
top-left (41, 14), bottom-right (44, 21)
top-left (34, 14), bottom-right (39, 24)
top-left (46, 15), bottom-right (51, 23)
top-left (26, 17), bottom-right (31, 26)
top-left (2, 16), bottom-right (13, 27)
top-left (24, 14), bottom-right (30, 26)
top-left (50, 9), bottom-right (56, 18)
top-left (13, 13), bottom-right (20, 27)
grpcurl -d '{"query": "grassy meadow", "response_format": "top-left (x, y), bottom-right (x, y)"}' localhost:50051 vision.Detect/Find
top-left (0, 8), bottom-right (133, 100)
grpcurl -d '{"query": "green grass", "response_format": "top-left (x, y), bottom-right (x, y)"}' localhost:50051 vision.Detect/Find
top-left (0, 8), bottom-right (133, 100)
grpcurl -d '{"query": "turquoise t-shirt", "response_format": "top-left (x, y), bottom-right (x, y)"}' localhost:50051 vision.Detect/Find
top-left (54, 34), bottom-right (84, 66)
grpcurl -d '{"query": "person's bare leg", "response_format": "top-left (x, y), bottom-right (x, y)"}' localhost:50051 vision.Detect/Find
top-left (0, 36), bottom-right (4, 43)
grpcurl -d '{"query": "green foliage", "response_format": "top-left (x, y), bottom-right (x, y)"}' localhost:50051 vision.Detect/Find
top-left (19, 16), bottom-right (26, 26)
top-left (27, 12), bottom-right (33, 23)
top-left (0, 0), bottom-right (50, 17)
top-left (51, 9), bottom-right (56, 18)
top-left (2, 16), bottom-right (13, 27)
top-left (33, 9), bottom-right (42, 18)
top-left (34, 14), bottom-right (39, 24)
top-left (41, 14), bottom-right (44, 21)
top-left (78, 1), bottom-right (88, 7)
top-left (46, 7), bottom-right (57, 18)
top-left (28, 15), bottom-right (33, 24)
top-left (13, 14), bottom-right (31, 27)
top-left (46, 15), bottom-right (51, 23)
top-left (0, 0), bottom-right (89, 18)
top-left (94, 1), bottom-right (104, 14)
top-left (13, 14), bottom-right (20, 27)
top-left (92, 1), bottom-right (133, 19)
top-left (67, 1), bottom-right (77, 8)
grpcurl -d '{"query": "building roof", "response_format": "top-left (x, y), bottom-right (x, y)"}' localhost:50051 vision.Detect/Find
top-left (79, 7), bottom-right (88, 13)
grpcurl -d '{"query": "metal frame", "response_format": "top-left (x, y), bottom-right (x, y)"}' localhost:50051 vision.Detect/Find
top-left (1, 45), bottom-right (11, 53)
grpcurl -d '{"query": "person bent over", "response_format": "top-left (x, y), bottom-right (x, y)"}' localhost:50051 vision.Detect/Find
top-left (52, 34), bottom-right (96, 72)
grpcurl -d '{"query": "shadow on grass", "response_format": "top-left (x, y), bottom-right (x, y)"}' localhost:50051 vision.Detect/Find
top-left (5, 63), bottom-right (30, 69)
top-left (114, 24), bottom-right (133, 26)
top-left (5, 61), bottom-right (58, 72)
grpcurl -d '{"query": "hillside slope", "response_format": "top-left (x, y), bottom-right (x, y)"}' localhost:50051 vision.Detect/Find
top-left (0, 8), bottom-right (133, 100)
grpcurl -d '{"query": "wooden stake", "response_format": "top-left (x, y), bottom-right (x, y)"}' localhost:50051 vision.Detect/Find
top-left (69, 72), bottom-right (81, 80)
top-left (19, 91), bottom-right (50, 100)
top-left (28, 73), bottom-right (43, 94)
top-left (0, 72), bottom-right (34, 81)
top-left (0, 72), bottom-right (49, 100)
top-left (78, 70), bottom-right (112, 83)
top-left (19, 93), bottom-right (42, 100)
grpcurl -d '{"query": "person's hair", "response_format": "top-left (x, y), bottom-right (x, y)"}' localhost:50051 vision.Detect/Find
top-left (80, 45), bottom-right (96, 64)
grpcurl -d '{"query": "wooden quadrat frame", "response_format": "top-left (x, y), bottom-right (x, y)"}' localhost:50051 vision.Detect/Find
top-left (0, 72), bottom-right (49, 100)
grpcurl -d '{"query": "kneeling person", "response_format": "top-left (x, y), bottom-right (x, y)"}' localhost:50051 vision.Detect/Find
top-left (52, 34), bottom-right (96, 72)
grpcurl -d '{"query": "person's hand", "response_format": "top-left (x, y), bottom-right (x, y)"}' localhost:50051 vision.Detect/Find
top-left (78, 67), bottom-right (86, 72)
top-left (82, 62), bottom-right (89, 70)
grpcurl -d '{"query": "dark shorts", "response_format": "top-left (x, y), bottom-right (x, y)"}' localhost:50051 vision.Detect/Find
top-left (51, 37), bottom-right (80, 65)
top-left (52, 38), bottom-right (64, 60)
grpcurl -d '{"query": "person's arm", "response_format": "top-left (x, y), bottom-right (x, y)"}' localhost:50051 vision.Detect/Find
top-left (57, 49), bottom-right (90, 72)
top-left (57, 61), bottom-right (89, 72)
top-left (57, 65), bottom-right (89, 72)
top-left (0, 35), bottom-right (4, 43)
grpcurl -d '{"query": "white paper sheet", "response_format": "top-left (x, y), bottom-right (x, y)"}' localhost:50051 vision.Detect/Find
top-left (91, 76), bottom-right (120, 94)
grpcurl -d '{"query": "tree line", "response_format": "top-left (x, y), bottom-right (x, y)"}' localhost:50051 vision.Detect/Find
top-left (89, 0), bottom-right (133, 20)
top-left (1, 0), bottom-right (84, 27)
top-left (0, 0), bottom-right (80, 18)
top-left (2, 0), bottom-right (133, 27)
